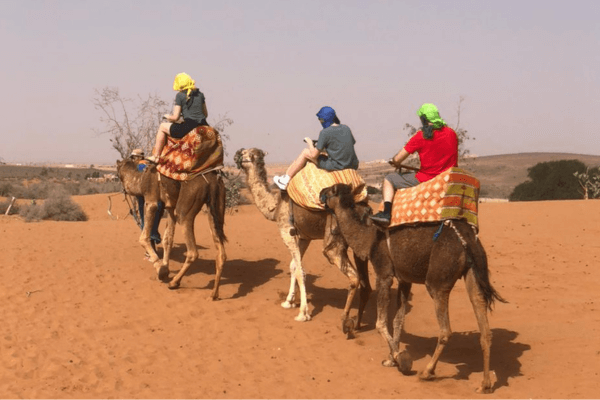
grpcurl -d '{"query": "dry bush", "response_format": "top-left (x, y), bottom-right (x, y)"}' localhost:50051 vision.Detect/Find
top-left (19, 188), bottom-right (87, 222)
top-left (0, 199), bottom-right (19, 215)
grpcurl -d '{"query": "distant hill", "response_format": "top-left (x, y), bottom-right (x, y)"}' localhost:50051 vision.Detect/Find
top-left (358, 152), bottom-right (600, 200)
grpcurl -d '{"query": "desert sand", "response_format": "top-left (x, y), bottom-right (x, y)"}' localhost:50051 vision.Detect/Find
top-left (1, 193), bottom-right (599, 399)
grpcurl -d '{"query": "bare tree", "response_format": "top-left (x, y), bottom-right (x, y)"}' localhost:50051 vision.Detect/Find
top-left (403, 96), bottom-right (475, 161)
top-left (93, 87), bottom-right (235, 159)
top-left (93, 87), bottom-right (168, 159)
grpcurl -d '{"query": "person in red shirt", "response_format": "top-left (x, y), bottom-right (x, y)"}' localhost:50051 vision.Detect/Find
top-left (370, 103), bottom-right (458, 225)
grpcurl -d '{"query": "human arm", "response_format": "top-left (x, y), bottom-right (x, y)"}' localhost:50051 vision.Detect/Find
top-left (202, 102), bottom-right (208, 119)
top-left (163, 105), bottom-right (182, 123)
top-left (389, 148), bottom-right (410, 168)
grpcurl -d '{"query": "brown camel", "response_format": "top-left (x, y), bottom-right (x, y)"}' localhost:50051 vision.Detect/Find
top-left (320, 183), bottom-right (506, 394)
top-left (234, 148), bottom-right (371, 333)
top-left (116, 158), bottom-right (227, 298)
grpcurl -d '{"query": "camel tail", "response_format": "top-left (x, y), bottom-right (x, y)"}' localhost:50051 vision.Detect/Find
top-left (464, 231), bottom-right (507, 312)
top-left (208, 174), bottom-right (228, 243)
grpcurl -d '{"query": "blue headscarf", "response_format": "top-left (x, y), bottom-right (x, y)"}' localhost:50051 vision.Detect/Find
top-left (316, 106), bottom-right (336, 129)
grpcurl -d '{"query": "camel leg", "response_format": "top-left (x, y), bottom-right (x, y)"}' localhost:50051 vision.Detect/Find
top-left (154, 208), bottom-right (175, 281)
top-left (420, 288), bottom-right (452, 381)
top-left (206, 211), bottom-right (227, 301)
top-left (323, 216), bottom-right (360, 337)
top-left (281, 238), bottom-right (310, 311)
top-left (168, 217), bottom-right (198, 290)
top-left (140, 201), bottom-right (160, 263)
top-left (390, 281), bottom-right (413, 374)
top-left (353, 253), bottom-right (372, 330)
top-left (465, 268), bottom-right (494, 394)
top-left (375, 272), bottom-right (397, 367)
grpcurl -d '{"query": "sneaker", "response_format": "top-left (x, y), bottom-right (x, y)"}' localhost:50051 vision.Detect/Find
top-left (370, 211), bottom-right (391, 226)
top-left (273, 174), bottom-right (290, 190)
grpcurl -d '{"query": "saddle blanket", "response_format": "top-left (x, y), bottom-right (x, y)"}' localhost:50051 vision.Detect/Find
top-left (287, 162), bottom-right (368, 211)
top-left (156, 125), bottom-right (224, 181)
top-left (382, 167), bottom-right (480, 230)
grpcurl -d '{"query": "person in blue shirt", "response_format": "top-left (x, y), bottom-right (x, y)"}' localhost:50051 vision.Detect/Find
top-left (131, 149), bottom-right (164, 248)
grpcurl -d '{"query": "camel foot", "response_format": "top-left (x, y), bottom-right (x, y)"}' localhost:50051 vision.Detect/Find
top-left (382, 358), bottom-right (397, 368)
top-left (342, 318), bottom-right (355, 339)
top-left (281, 301), bottom-right (296, 309)
top-left (168, 280), bottom-right (180, 290)
top-left (476, 386), bottom-right (493, 394)
top-left (208, 294), bottom-right (220, 301)
top-left (419, 370), bottom-right (436, 381)
top-left (294, 314), bottom-right (311, 322)
top-left (157, 265), bottom-right (169, 282)
top-left (395, 351), bottom-right (413, 375)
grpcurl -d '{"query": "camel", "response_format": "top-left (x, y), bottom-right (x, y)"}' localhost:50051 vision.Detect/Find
top-left (234, 148), bottom-right (371, 333)
top-left (116, 158), bottom-right (227, 298)
top-left (320, 183), bottom-right (506, 394)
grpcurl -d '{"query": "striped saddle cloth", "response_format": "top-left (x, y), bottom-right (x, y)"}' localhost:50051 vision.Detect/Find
top-left (287, 162), bottom-right (368, 211)
top-left (384, 167), bottom-right (480, 230)
top-left (156, 125), bottom-right (224, 181)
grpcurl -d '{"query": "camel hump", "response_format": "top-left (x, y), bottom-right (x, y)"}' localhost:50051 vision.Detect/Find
top-left (287, 163), bottom-right (368, 210)
top-left (156, 125), bottom-right (224, 181)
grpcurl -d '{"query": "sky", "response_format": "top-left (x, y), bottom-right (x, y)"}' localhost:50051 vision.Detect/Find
top-left (1, 0), bottom-right (599, 165)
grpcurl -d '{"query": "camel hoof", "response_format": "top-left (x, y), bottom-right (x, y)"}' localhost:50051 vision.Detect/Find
top-left (281, 301), bottom-right (296, 309)
top-left (294, 314), bottom-right (311, 322)
top-left (419, 370), bottom-right (436, 381)
top-left (382, 359), bottom-right (397, 368)
top-left (476, 386), bottom-right (493, 394)
top-left (395, 351), bottom-right (413, 375)
top-left (342, 318), bottom-right (355, 339)
top-left (168, 281), bottom-right (180, 290)
top-left (157, 265), bottom-right (169, 281)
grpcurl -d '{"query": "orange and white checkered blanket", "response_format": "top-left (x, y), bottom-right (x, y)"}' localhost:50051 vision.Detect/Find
top-left (156, 125), bottom-right (224, 181)
top-left (382, 167), bottom-right (480, 230)
top-left (287, 162), bottom-right (368, 211)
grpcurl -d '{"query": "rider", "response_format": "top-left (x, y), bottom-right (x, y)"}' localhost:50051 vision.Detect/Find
top-left (273, 106), bottom-right (359, 190)
top-left (131, 149), bottom-right (164, 246)
top-left (147, 72), bottom-right (209, 163)
top-left (370, 103), bottom-right (458, 226)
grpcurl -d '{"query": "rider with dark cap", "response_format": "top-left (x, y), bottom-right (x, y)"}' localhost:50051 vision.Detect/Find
top-left (273, 106), bottom-right (359, 190)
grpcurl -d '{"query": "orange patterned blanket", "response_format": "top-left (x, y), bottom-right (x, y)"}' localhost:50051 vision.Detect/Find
top-left (156, 125), bottom-right (224, 181)
top-left (287, 163), bottom-right (368, 211)
top-left (382, 167), bottom-right (480, 230)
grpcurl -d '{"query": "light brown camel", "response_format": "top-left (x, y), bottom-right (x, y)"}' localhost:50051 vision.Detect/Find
top-left (320, 183), bottom-right (506, 394)
top-left (234, 148), bottom-right (371, 332)
top-left (116, 158), bottom-right (227, 298)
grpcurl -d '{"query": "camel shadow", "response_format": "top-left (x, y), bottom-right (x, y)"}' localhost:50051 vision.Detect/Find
top-left (166, 245), bottom-right (282, 299)
top-left (400, 328), bottom-right (529, 391)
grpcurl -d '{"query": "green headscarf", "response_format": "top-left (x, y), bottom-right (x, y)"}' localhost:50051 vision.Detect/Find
top-left (417, 103), bottom-right (446, 130)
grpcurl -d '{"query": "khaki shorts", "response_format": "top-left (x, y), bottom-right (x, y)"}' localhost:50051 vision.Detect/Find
top-left (384, 171), bottom-right (420, 189)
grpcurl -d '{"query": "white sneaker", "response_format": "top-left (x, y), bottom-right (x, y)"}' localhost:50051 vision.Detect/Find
top-left (273, 174), bottom-right (290, 190)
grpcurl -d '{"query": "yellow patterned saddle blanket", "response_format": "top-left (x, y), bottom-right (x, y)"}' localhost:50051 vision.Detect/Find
top-left (383, 167), bottom-right (480, 230)
top-left (287, 162), bottom-right (368, 211)
top-left (156, 125), bottom-right (224, 181)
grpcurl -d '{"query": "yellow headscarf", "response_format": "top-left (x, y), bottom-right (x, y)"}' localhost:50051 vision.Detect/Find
top-left (173, 72), bottom-right (196, 100)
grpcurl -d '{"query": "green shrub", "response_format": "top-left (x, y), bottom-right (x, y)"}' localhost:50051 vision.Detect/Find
top-left (19, 188), bottom-right (87, 222)
top-left (509, 159), bottom-right (587, 201)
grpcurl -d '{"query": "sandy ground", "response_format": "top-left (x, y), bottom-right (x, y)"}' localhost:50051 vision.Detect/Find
top-left (1, 193), bottom-right (599, 399)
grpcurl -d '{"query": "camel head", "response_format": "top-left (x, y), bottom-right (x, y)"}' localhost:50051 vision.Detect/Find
top-left (234, 148), bottom-right (266, 170)
top-left (320, 184), bottom-right (357, 211)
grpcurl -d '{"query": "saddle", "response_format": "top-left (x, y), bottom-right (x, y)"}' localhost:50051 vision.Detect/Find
top-left (287, 162), bottom-right (368, 211)
top-left (156, 125), bottom-right (224, 181)
top-left (383, 167), bottom-right (480, 230)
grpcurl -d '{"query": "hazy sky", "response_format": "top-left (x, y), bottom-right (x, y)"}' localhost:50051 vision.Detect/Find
top-left (1, 0), bottom-right (599, 165)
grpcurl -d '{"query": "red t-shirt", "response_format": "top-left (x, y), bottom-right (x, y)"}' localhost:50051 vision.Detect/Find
top-left (404, 126), bottom-right (458, 182)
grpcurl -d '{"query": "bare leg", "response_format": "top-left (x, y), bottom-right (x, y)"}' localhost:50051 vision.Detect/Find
top-left (152, 122), bottom-right (172, 157)
top-left (382, 178), bottom-right (395, 203)
top-left (285, 148), bottom-right (318, 178)
top-left (465, 269), bottom-right (494, 394)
